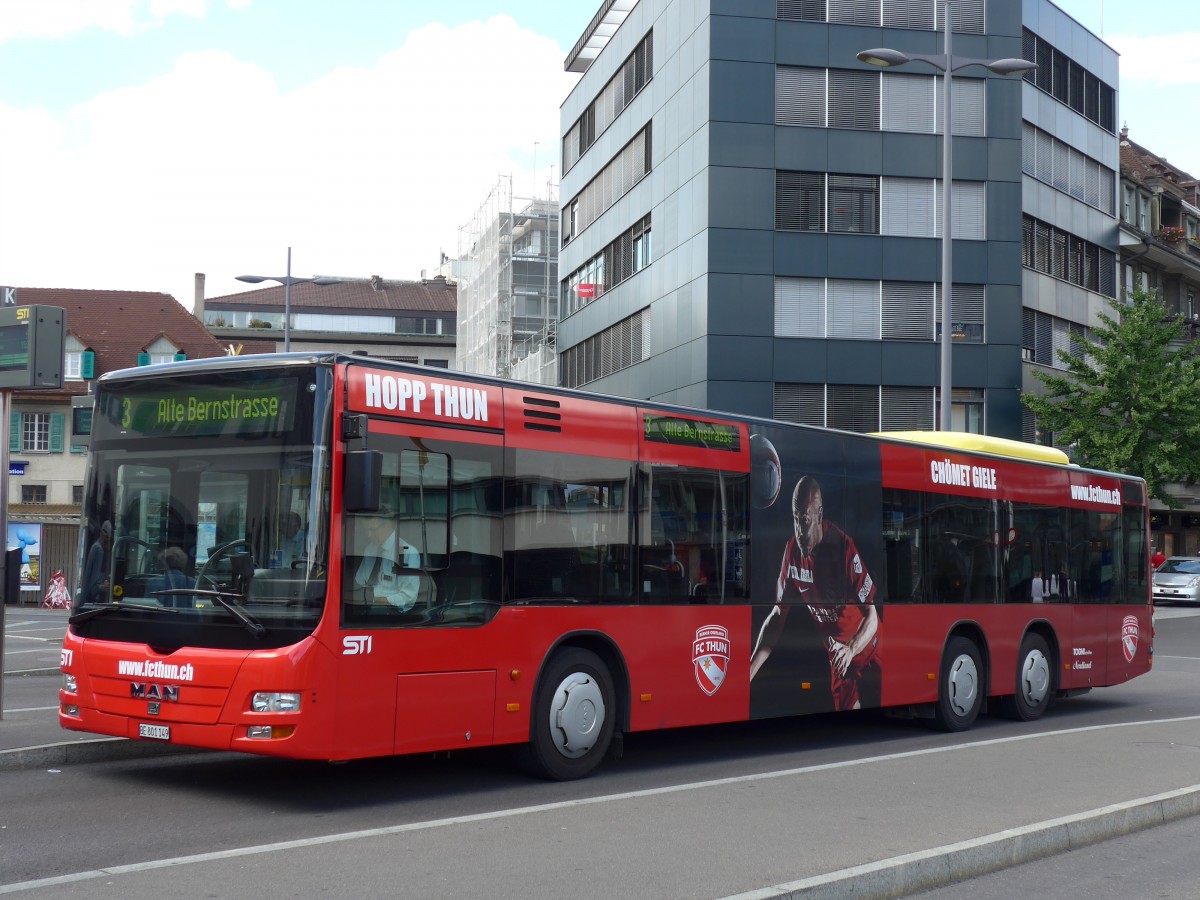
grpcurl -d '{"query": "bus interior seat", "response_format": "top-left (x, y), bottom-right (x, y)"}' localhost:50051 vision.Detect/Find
top-left (641, 545), bottom-right (689, 602)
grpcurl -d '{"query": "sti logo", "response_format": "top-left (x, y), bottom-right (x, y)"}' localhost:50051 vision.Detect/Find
top-left (342, 635), bottom-right (373, 656)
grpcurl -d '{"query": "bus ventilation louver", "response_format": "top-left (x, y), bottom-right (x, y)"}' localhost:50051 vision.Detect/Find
top-left (523, 396), bottom-right (562, 433)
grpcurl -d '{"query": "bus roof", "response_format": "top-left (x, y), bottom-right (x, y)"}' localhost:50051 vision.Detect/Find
top-left (871, 431), bottom-right (1072, 466)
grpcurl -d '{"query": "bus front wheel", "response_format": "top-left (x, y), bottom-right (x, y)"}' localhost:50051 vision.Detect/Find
top-left (999, 633), bottom-right (1053, 721)
top-left (933, 636), bottom-right (983, 732)
top-left (520, 648), bottom-right (615, 781)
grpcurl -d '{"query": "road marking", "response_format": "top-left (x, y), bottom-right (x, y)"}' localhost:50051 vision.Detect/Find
top-left (2, 706), bottom-right (58, 714)
top-left (2, 713), bottom-right (1199, 895)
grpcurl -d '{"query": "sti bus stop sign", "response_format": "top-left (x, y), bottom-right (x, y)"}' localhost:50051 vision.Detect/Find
top-left (0, 305), bottom-right (64, 389)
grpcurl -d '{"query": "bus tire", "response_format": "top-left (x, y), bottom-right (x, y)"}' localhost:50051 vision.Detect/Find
top-left (999, 633), bottom-right (1053, 721)
top-left (519, 647), bottom-right (615, 781)
top-left (933, 636), bottom-right (983, 732)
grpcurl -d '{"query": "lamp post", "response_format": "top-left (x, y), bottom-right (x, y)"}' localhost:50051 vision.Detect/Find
top-left (236, 247), bottom-right (341, 352)
top-left (858, 5), bottom-right (1035, 430)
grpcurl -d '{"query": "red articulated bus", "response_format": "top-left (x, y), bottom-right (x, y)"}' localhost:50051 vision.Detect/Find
top-left (60, 354), bottom-right (1153, 779)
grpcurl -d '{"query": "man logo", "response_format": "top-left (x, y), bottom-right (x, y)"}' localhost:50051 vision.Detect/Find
top-left (343, 635), bottom-right (373, 655)
top-left (130, 683), bottom-right (179, 702)
top-left (693, 625), bottom-right (730, 696)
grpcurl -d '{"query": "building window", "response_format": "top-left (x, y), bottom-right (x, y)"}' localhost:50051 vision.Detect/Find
top-left (22, 413), bottom-right (50, 452)
top-left (72, 484), bottom-right (85, 505)
top-left (1022, 29), bottom-right (1116, 134)
top-left (772, 383), bottom-right (973, 434)
top-left (424, 359), bottom-right (449, 368)
top-left (561, 214), bottom-right (652, 317)
top-left (775, 277), bottom-right (977, 343)
top-left (775, 171), bottom-right (826, 231)
top-left (65, 351), bottom-right (82, 379)
top-left (22, 484), bottom-right (47, 504)
top-left (828, 175), bottom-right (878, 233)
top-left (562, 124), bottom-right (652, 246)
top-left (559, 308), bottom-right (650, 388)
top-left (1022, 215), bottom-right (1116, 297)
top-left (563, 31), bottom-right (653, 174)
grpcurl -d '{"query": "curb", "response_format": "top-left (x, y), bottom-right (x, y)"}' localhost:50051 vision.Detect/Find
top-left (0, 738), bottom-right (204, 772)
top-left (723, 784), bottom-right (1200, 900)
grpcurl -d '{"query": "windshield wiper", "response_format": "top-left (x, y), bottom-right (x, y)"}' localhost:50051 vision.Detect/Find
top-left (186, 589), bottom-right (267, 638)
top-left (69, 603), bottom-right (124, 625)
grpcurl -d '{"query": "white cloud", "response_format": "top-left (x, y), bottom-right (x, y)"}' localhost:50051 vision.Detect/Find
top-left (0, 15), bottom-right (575, 308)
top-left (1107, 32), bottom-right (1200, 85)
top-left (0, 0), bottom-right (206, 41)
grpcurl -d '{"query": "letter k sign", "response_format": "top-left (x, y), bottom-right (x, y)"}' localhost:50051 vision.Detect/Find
top-left (3, 287), bottom-right (15, 305)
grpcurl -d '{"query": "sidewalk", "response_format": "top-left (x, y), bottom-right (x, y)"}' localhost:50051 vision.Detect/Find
top-left (1, 605), bottom-right (191, 770)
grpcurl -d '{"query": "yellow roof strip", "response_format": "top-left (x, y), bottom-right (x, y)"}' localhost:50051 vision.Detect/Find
top-left (871, 431), bottom-right (1071, 465)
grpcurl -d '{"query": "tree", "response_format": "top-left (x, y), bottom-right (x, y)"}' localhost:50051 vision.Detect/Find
top-left (1022, 288), bottom-right (1200, 507)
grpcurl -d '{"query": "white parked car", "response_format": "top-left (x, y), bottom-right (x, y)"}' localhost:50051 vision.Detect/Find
top-left (1152, 556), bottom-right (1200, 605)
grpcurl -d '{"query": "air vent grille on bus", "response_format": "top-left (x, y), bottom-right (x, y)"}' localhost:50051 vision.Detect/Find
top-left (523, 396), bottom-right (562, 432)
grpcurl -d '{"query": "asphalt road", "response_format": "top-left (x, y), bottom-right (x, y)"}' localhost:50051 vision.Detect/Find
top-left (1, 606), bottom-right (1198, 899)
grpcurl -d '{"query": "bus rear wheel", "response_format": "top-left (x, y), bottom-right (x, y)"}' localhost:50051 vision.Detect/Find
top-left (519, 647), bottom-right (615, 781)
top-left (999, 633), bottom-right (1053, 721)
top-left (933, 636), bottom-right (983, 732)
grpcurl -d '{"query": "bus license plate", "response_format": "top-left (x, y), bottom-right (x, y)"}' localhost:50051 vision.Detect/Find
top-left (138, 723), bottom-right (170, 741)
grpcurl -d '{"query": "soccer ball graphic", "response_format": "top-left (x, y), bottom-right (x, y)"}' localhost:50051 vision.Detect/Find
top-left (750, 434), bottom-right (781, 509)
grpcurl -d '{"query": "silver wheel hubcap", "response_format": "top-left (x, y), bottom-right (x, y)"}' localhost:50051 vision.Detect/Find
top-left (1019, 649), bottom-right (1050, 707)
top-left (947, 653), bottom-right (979, 717)
top-left (548, 672), bottom-right (605, 759)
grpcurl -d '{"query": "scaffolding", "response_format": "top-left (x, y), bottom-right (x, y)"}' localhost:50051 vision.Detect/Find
top-left (457, 176), bottom-right (559, 382)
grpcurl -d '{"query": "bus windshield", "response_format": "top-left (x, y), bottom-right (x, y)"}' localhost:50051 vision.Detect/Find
top-left (72, 363), bottom-right (333, 651)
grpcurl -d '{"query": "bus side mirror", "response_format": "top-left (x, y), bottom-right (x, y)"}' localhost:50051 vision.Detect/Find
top-left (344, 449), bottom-right (382, 513)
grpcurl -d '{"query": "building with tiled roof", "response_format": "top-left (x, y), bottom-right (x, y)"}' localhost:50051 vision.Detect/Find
top-left (2, 286), bottom-right (228, 604)
top-left (200, 273), bottom-right (458, 367)
top-left (1115, 128), bottom-right (1200, 553)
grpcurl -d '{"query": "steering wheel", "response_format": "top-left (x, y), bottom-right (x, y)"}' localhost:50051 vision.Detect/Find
top-left (196, 539), bottom-right (256, 593)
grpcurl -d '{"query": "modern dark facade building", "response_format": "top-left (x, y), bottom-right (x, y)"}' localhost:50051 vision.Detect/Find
top-left (557, 0), bottom-right (1120, 440)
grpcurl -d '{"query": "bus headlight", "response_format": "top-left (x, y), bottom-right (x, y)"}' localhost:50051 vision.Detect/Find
top-left (63, 674), bottom-right (77, 693)
top-left (251, 692), bottom-right (302, 713)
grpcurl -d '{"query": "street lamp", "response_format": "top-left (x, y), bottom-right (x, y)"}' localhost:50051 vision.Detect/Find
top-left (858, 5), bottom-right (1035, 430)
top-left (236, 247), bottom-right (341, 351)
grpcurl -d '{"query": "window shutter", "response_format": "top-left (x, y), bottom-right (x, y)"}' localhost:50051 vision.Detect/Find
top-left (50, 413), bottom-right (65, 453)
top-left (882, 177), bottom-right (935, 238)
top-left (827, 280), bottom-right (880, 339)
top-left (174, 351), bottom-right (186, 361)
top-left (950, 0), bottom-right (986, 33)
top-left (81, 350), bottom-right (95, 379)
top-left (828, 71), bottom-right (878, 130)
top-left (775, 171), bottom-right (825, 232)
top-left (137, 352), bottom-right (150, 366)
top-left (946, 181), bottom-right (986, 241)
top-left (826, 385), bottom-right (879, 433)
top-left (883, 282), bottom-right (934, 340)
top-left (881, 386), bottom-right (934, 431)
top-left (773, 383), bottom-right (824, 427)
top-left (9, 413), bottom-right (21, 452)
top-left (882, 73), bottom-right (934, 134)
top-left (777, 0), bottom-right (825, 20)
top-left (828, 0), bottom-right (877, 25)
top-left (1052, 140), bottom-right (1069, 192)
top-left (936, 77), bottom-right (985, 136)
top-left (775, 277), bottom-right (825, 337)
top-left (776, 67), bottom-right (825, 127)
top-left (883, 0), bottom-right (934, 29)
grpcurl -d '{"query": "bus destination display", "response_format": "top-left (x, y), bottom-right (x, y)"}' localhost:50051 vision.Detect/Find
top-left (102, 382), bottom-right (297, 438)
top-left (643, 414), bottom-right (740, 451)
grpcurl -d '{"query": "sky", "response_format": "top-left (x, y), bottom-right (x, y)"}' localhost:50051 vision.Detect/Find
top-left (0, 0), bottom-right (1197, 310)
